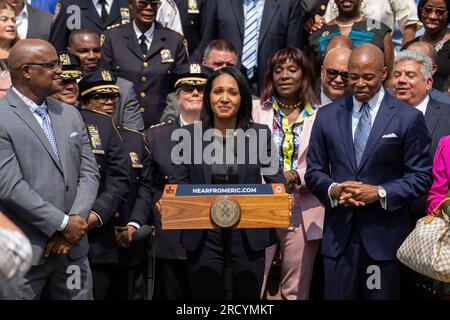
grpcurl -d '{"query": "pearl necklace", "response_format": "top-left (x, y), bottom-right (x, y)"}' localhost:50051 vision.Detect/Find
top-left (336, 16), bottom-right (362, 28)
top-left (276, 98), bottom-right (302, 110)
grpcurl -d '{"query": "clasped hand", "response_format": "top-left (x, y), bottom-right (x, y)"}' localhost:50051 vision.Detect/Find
top-left (331, 181), bottom-right (379, 207)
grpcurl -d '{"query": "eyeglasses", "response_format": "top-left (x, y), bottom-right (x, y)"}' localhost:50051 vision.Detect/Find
top-left (22, 61), bottom-right (62, 72)
top-left (325, 68), bottom-right (349, 80)
top-left (135, 0), bottom-right (161, 10)
top-left (90, 93), bottom-right (120, 104)
top-left (422, 5), bottom-right (448, 17)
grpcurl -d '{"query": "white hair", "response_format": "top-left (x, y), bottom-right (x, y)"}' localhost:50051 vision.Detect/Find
top-left (395, 50), bottom-right (433, 80)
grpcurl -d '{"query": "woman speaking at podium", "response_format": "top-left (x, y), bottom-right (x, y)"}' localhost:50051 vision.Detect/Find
top-left (170, 67), bottom-right (286, 300)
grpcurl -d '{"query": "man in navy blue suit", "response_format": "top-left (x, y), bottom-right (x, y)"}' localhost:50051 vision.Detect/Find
top-left (305, 44), bottom-right (433, 300)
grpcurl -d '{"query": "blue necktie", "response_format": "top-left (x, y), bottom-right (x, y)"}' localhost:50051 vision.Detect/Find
top-left (354, 102), bottom-right (372, 167)
top-left (35, 106), bottom-right (60, 161)
top-left (242, 0), bottom-right (258, 79)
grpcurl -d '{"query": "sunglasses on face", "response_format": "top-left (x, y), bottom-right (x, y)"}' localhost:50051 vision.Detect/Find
top-left (135, 0), bottom-right (161, 10)
top-left (422, 5), bottom-right (448, 17)
top-left (90, 93), bottom-right (120, 103)
top-left (325, 68), bottom-right (349, 80)
top-left (180, 85), bottom-right (205, 93)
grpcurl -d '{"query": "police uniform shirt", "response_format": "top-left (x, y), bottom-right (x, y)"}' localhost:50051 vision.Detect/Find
top-left (101, 22), bottom-right (188, 128)
top-left (133, 20), bottom-right (154, 52)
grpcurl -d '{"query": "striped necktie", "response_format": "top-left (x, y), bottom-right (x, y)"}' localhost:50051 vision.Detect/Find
top-left (35, 105), bottom-right (60, 161)
top-left (242, 0), bottom-right (258, 79)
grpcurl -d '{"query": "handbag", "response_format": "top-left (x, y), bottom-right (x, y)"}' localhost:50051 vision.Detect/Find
top-left (397, 200), bottom-right (450, 283)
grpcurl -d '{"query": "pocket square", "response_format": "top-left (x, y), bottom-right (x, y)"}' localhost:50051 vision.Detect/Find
top-left (70, 132), bottom-right (79, 138)
top-left (382, 133), bottom-right (398, 138)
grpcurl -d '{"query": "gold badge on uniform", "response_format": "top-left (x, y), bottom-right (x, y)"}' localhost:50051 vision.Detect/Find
top-left (190, 64), bottom-right (201, 74)
top-left (129, 152), bottom-right (144, 169)
top-left (120, 8), bottom-right (131, 24)
top-left (188, 0), bottom-right (199, 14)
top-left (321, 31), bottom-right (330, 38)
top-left (102, 70), bottom-right (112, 81)
top-left (100, 34), bottom-right (106, 46)
top-left (59, 53), bottom-right (70, 66)
top-left (160, 49), bottom-right (174, 63)
top-left (87, 124), bottom-right (104, 154)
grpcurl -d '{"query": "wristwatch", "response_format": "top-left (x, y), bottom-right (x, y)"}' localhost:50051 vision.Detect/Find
top-left (377, 186), bottom-right (387, 199)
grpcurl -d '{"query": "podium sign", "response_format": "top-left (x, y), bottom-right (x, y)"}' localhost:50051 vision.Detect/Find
top-left (161, 184), bottom-right (290, 230)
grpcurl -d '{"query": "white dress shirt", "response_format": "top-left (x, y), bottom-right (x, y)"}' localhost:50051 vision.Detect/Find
top-left (11, 87), bottom-right (69, 230)
top-left (328, 87), bottom-right (387, 209)
top-left (16, 4), bottom-right (28, 40)
top-left (92, 0), bottom-right (113, 17)
top-left (133, 20), bottom-right (155, 52)
top-left (415, 95), bottom-right (430, 116)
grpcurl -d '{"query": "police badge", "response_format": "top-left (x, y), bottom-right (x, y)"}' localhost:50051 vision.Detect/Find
top-left (129, 152), bottom-right (144, 169)
top-left (59, 53), bottom-right (71, 66)
top-left (160, 49), bottom-right (174, 63)
top-left (102, 70), bottom-right (112, 81)
top-left (188, 0), bottom-right (199, 14)
top-left (120, 8), bottom-right (131, 24)
top-left (190, 64), bottom-right (201, 74)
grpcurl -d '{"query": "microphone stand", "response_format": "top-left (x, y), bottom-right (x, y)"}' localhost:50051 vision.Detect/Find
top-left (222, 163), bottom-right (233, 300)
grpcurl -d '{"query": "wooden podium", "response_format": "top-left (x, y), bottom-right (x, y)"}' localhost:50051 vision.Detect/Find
top-left (161, 183), bottom-right (290, 230)
top-left (161, 183), bottom-right (290, 300)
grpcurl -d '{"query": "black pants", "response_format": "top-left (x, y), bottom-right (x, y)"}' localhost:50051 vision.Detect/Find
top-left (186, 229), bottom-right (265, 300)
top-left (153, 258), bottom-right (190, 300)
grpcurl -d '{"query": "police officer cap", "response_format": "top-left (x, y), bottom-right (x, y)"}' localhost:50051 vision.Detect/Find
top-left (79, 69), bottom-right (120, 98)
top-left (58, 51), bottom-right (81, 81)
top-left (172, 63), bottom-right (212, 91)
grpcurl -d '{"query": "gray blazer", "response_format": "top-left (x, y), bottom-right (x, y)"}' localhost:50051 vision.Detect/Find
top-left (0, 90), bottom-right (99, 265)
top-left (26, 4), bottom-right (53, 41)
top-left (160, 92), bottom-right (179, 123)
top-left (114, 77), bottom-right (144, 131)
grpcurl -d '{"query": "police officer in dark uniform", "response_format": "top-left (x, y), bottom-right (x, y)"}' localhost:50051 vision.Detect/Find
top-left (78, 69), bottom-right (130, 300)
top-left (101, 0), bottom-right (188, 129)
top-left (109, 125), bottom-right (153, 300)
top-left (173, 0), bottom-right (204, 54)
top-left (52, 51), bottom-right (82, 106)
top-left (145, 62), bottom-right (210, 299)
top-left (50, 0), bottom-right (131, 51)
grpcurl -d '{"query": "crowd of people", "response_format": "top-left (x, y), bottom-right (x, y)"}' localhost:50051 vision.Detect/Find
top-left (0, 0), bottom-right (449, 300)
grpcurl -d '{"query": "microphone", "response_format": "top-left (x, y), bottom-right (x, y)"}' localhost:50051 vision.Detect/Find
top-left (132, 225), bottom-right (153, 241)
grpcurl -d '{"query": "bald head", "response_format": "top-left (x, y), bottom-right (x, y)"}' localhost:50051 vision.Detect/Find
top-left (349, 44), bottom-right (385, 70)
top-left (348, 44), bottom-right (387, 102)
top-left (323, 47), bottom-right (352, 67)
top-left (324, 35), bottom-right (354, 56)
top-left (408, 41), bottom-right (437, 65)
top-left (8, 39), bottom-right (62, 103)
top-left (8, 39), bottom-right (57, 75)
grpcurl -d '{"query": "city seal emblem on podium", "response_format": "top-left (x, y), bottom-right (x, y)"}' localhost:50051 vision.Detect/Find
top-left (210, 197), bottom-right (241, 228)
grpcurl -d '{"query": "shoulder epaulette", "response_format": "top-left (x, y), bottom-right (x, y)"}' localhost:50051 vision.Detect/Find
top-left (123, 126), bottom-right (145, 136)
top-left (81, 107), bottom-right (109, 117)
top-left (149, 119), bottom-right (173, 129)
top-left (107, 22), bottom-right (127, 30)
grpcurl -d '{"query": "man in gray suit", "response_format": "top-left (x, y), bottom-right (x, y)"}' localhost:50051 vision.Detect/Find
top-left (68, 28), bottom-right (144, 131)
top-left (0, 39), bottom-right (99, 299)
top-left (5, 0), bottom-right (52, 40)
